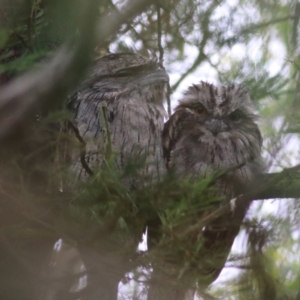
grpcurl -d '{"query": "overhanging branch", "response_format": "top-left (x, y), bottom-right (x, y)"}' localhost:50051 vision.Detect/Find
top-left (0, 0), bottom-right (156, 140)
top-left (179, 164), bottom-right (300, 238)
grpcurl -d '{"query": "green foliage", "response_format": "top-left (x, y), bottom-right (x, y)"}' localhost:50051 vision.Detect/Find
top-left (1, 0), bottom-right (300, 299)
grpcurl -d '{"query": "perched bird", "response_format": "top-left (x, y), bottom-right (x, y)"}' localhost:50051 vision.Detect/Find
top-left (148, 81), bottom-right (264, 300)
top-left (70, 53), bottom-right (168, 183)
top-left (65, 53), bottom-right (169, 300)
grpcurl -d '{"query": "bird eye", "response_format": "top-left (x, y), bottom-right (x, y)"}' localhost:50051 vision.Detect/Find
top-left (194, 105), bottom-right (206, 115)
top-left (229, 110), bottom-right (242, 122)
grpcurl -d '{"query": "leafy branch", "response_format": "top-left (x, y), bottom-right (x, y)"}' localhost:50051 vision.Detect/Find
top-left (0, 0), bottom-right (157, 139)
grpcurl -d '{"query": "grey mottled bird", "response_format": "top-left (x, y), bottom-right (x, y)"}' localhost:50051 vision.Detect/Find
top-left (47, 53), bottom-right (169, 300)
top-left (70, 53), bottom-right (168, 183)
top-left (71, 53), bottom-right (168, 300)
top-left (148, 81), bottom-right (264, 300)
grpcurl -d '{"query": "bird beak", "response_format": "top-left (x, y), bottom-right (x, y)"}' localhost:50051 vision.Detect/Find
top-left (204, 119), bottom-right (228, 135)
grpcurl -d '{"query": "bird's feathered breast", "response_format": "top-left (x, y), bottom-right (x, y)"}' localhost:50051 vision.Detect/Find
top-left (69, 53), bottom-right (169, 181)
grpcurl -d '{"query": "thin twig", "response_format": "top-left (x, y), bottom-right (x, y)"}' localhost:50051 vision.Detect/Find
top-left (157, 4), bottom-right (163, 65)
top-left (95, 0), bottom-right (156, 46)
top-left (237, 15), bottom-right (299, 38)
top-left (68, 121), bottom-right (94, 176)
top-left (154, 164), bottom-right (300, 248)
top-left (171, 0), bottom-right (218, 91)
top-left (156, 4), bottom-right (171, 117)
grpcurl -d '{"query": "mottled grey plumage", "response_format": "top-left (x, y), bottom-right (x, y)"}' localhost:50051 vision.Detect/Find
top-left (70, 53), bottom-right (168, 182)
top-left (149, 81), bottom-right (264, 300)
top-left (64, 53), bottom-right (169, 300)
top-left (163, 81), bottom-right (263, 185)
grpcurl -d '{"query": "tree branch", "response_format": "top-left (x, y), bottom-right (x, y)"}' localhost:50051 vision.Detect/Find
top-left (68, 121), bottom-right (94, 176)
top-left (254, 165), bottom-right (300, 200)
top-left (172, 14), bottom-right (298, 92)
top-left (95, 0), bottom-right (156, 46)
top-left (177, 164), bottom-right (300, 239)
top-left (0, 0), bottom-right (156, 140)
